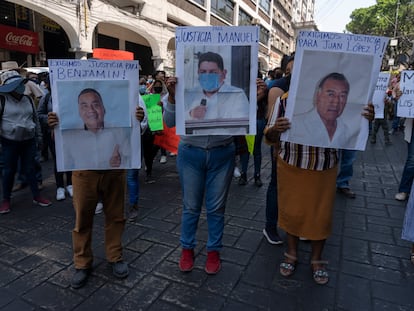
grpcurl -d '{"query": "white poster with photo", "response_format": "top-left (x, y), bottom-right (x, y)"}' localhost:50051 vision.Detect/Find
top-left (48, 59), bottom-right (141, 171)
top-left (372, 72), bottom-right (391, 119)
top-left (175, 26), bottom-right (258, 135)
top-left (397, 70), bottom-right (414, 118)
top-left (282, 31), bottom-right (389, 150)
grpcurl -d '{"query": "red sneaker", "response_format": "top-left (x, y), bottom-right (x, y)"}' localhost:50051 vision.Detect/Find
top-left (0, 201), bottom-right (10, 214)
top-left (205, 251), bottom-right (221, 275)
top-left (179, 249), bottom-right (194, 272)
top-left (33, 197), bottom-right (52, 207)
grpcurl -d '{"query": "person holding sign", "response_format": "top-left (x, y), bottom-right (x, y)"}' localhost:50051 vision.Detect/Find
top-left (289, 72), bottom-right (353, 147)
top-left (265, 60), bottom-right (375, 285)
top-left (395, 117), bottom-right (414, 201)
top-left (185, 51), bottom-right (249, 121)
top-left (47, 95), bottom-right (146, 289)
top-left (164, 75), bottom-right (236, 275)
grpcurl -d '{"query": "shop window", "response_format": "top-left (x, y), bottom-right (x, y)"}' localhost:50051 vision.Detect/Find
top-left (125, 41), bottom-right (154, 76)
top-left (97, 33), bottom-right (119, 50)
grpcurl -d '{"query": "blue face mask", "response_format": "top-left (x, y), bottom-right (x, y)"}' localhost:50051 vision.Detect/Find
top-left (14, 83), bottom-right (25, 95)
top-left (139, 85), bottom-right (147, 95)
top-left (199, 73), bottom-right (220, 92)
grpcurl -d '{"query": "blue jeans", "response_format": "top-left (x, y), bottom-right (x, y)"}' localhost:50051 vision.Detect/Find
top-left (177, 142), bottom-right (235, 251)
top-left (265, 146), bottom-right (278, 230)
top-left (127, 169), bottom-right (140, 205)
top-left (392, 100), bottom-right (400, 130)
top-left (336, 149), bottom-right (357, 188)
top-left (399, 134), bottom-right (414, 193)
top-left (240, 118), bottom-right (266, 177)
top-left (1, 137), bottom-right (39, 201)
top-left (15, 149), bottom-right (42, 184)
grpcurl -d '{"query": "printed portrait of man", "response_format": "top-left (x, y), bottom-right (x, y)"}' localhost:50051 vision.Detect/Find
top-left (57, 80), bottom-right (130, 130)
top-left (183, 47), bottom-right (252, 135)
top-left (290, 72), bottom-right (352, 146)
top-left (61, 88), bottom-right (131, 170)
top-left (285, 50), bottom-right (373, 149)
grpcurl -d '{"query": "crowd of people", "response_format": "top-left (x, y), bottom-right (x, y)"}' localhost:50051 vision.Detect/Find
top-left (0, 55), bottom-right (413, 290)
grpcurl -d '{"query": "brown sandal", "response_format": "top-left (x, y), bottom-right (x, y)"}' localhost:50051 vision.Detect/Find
top-left (311, 260), bottom-right (329, 285)
top-left (279, 252), bottom-right (297, 277)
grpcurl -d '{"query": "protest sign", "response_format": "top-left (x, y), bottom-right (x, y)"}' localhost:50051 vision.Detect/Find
top-left (48, 59), bottom-right (141, 171)
top-left (142, 94), bottom-right (163, 131)
top-left (372, 72), bottom-right (390, 119)
top-left (175, 26), bottom-right (259, 135)
top-left (397, 70), bottom-right (414, 118)
top-left (153, 122), bottom-right (180, 155)
top-left (282, 31), bottom-right (389, 150)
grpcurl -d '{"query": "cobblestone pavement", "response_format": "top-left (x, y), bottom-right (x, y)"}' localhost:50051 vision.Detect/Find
top-left (0, 130), bottom-right (413, 311)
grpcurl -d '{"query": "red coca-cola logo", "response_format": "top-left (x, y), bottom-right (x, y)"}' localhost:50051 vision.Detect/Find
top-left (5, 32), bottom-right (34, 47)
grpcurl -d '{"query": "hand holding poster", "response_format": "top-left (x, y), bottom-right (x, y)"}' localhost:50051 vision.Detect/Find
top-left (282, 31), bottom-right (389, 150)
top-left (142, 94), bottom-right (163, 131)
top-left (175, 26), bottom-right (259, 135)
top-left (372, 72), bottom-right (391, 119)
top-left (48, 59), bottom-right (141, 171)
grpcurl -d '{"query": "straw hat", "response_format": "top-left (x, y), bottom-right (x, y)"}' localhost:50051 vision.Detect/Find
top-left (1, 61), bottom-right (19, 71)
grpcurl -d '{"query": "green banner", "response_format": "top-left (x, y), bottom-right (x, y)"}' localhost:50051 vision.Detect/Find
top-left (142, 94), bottom-right (163, 131)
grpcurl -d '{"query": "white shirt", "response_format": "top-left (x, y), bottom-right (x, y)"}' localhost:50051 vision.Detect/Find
top-left (185, 84), bottom-right (249, 120)
top-left (287, 108), bottom-right (356, 149)
top-left (62, 127), bottom-right (130, 170)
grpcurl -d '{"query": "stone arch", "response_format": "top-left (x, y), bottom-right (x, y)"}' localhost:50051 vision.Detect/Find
top-left (93, 21), bottom-right (162, 74)
top-left (12, 0), bottom-right (80, 49)
top-left (164, 36), bottom-right (176, 75)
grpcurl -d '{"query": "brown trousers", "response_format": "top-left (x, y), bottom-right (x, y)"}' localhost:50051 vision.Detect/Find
top-left (72, 170), bottom-right (126, 269)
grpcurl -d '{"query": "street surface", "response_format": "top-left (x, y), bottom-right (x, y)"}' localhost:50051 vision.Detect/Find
top-left (0, 130), bottom-right (413, 310)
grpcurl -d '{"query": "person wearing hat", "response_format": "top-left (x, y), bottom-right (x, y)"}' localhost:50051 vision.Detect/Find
top-left (0, 70), bottom-right (52, 214)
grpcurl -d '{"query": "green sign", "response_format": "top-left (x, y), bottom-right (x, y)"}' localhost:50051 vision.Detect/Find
top-left (142, 94), bottom-right (163, 131)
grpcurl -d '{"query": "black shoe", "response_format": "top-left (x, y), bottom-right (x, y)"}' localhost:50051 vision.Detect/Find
top-left (238, 173), bottom-right (247, 186)
top-left (128, 204), bottom-right (139, 220)
top-left (254, 176), bottom-right (263, 187)
top-left (262, 228), bottom-right (283, 245)
top-left (71, 268), bottom-right (91, 289)
top-left (145, 174), bottom-right (155, 184)
top-left (111, 261), bottom-right (129, 278)
top-left (12, 183), bottom-right (27, 192)
top-left (337, 187), bottom-right (356, 199)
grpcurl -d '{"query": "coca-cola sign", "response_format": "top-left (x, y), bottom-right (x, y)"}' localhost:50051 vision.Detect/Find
top-left (0, 25), bottom-right (38, 54)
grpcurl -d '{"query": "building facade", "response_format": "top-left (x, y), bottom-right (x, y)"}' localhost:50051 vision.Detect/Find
top-left (0, 0), bottom-right (316, 75)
